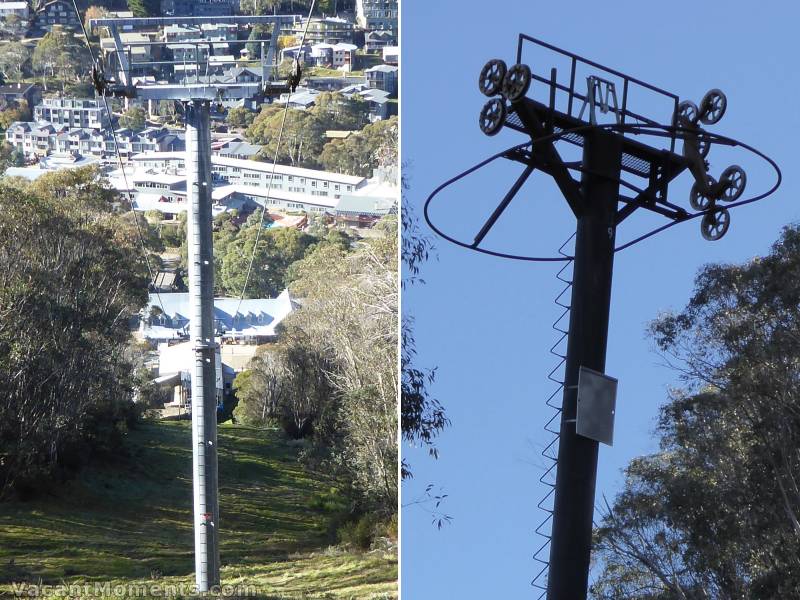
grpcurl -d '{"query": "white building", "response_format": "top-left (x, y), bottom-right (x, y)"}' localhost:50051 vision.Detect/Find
top-left (141, 289), bottom-right (297, 344)
top-left (287, 16), bottom-right (354, 44)
top-left (356, 0), bottom-right (397, 38)
top-left (5, 121), bottom-right (184, 159)
top-left (130, 151), bottom-right (366, 198)
top-left (4, 153), bottom-right (101, 180)
top-left (0, 1), bottom-right (29, 20)
top-left (34, 98), bottom-right (110, 130)
top-left (365, 64), bottom-right (398, 96)
top-left (382, 45), bottom-right (398, 65)
top-left (145, 288), bottom-right (295, 408)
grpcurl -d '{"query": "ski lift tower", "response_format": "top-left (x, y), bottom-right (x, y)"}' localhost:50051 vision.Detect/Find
top-left (425, 35), bottom-right (780, 600)
top-left (90, 14), bottom-right (300, 591)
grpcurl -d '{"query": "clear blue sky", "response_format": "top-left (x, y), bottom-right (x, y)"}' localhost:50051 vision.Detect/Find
top-left (401, 2), bottom-right (799, 598)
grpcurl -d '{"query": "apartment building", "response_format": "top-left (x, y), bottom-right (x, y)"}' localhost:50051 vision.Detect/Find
top-left (34, 98), bottom-right (110, 130)
top-left (130, 152), bottom-right (366, 198)
top-left (356, 0), bottom-right (397, 38)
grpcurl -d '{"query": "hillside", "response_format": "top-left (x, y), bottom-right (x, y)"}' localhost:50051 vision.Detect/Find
top-left (0, 422), bottom-right (396, 599)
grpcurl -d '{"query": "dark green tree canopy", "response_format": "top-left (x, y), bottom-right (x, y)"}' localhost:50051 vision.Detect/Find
top-left (0, 167), bottom-right (149, 498)
top-left (593, 225), bottom-right (800, 599)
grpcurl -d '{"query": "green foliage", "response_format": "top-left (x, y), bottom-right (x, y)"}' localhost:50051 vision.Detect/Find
top-left (309, 486), bottom-right (349, 513)
top-left (0, 100), bottom-right (30, 130)
top-left (277, 34), bottom-right (297, 50)
top-left (0, 42), bottom-right (30, 81)
top-left (0, 141), bottom-right (23, 174)
top-left (246, 23), bottom-right (271, 58)
top-left (0, 167), bottom-right (149, 498)
top-left (593, 224), bottom-right (800, 599)
top-left (143, 209), bottom-right (163, 225)
top-left (118, 105), bottom-right (147, 131)
top-left (32, 27), bottom-right (90, 91)
top-left (337, 513), bottom-right (379, 551)
top-left (320, 115), bottom-right (398, 177)
top-left (226, 106), bottom-right (256, 129)
top-left (126, 0), bottom-right (160, 17)
top-left (246, 93), bottom-right (372, 170)
top-left (219, 217), bottom-right (315, 298)
top-left (239, 219), bottom-right (398, 513)
top-left (313, 92), bottom-right (370, 131)
top-left (248, 106), bottom-right (327, 168)
top-left (84, 5), bottom-right (110, 37)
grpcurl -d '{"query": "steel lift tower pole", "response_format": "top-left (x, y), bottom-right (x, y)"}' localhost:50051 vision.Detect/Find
top-left (547, 130), bottom-right (621, 598)
top-left (90, 14), bottom-right (301, 592)
top-left (426, 34), bottom-right (780, 600)
top-left (186, 100), bottom-right (219, 590)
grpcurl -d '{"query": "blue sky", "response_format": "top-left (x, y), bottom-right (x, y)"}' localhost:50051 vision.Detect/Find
top-left (401, 1), bottom-right (799, 598)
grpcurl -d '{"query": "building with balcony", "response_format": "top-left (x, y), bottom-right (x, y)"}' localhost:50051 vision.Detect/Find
top-left (287, 17), bottom-right (354, 44)
top-left (34, 98), bottom-right (110, 130)
top-left (356, 0), bottom-right (397, 38)
top-left (32, 0), bottom-right (79, 33)
top-left (365, 64), bottom-right (398, 96)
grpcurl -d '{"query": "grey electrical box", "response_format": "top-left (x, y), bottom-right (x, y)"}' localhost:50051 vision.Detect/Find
top-left (576, 366), bottom-right (618, 446)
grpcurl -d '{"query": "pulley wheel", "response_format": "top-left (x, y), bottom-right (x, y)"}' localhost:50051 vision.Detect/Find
top-left (677, 100), bottom-right (698, 124)
top-left (689, 174), bottom-right (717, 211)
top-left (478, 59), bottom-right (507, 97)
top-left (701, 207), bottom-right (731, 241)
top-left (699, 89), bottom-right (727, 125)
top-left (720, 165), bottom-right (746, 202)
top-left (479, 98), bottom-right (506, 136)
top-left (502, 63), bottom-right (532, 102)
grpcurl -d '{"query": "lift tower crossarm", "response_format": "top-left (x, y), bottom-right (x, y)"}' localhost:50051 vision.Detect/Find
top-left (108, 25), bottom-right (130, 87)
top-left (513, 99), bottom-right (584, 217)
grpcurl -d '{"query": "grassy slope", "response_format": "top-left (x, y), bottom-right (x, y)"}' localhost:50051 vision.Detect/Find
top-left (0, 422), bottom-right (396, 599)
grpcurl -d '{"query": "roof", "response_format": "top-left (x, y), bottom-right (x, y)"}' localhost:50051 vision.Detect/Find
top-left (325, 130), bottom-right (354, 139)
top-left (163, 24), bottom-right (200, 34)
top-left (130, 151), bottom-right (366, 186)
top-left (359, 88), bottom-right (391, 103)
top-left (142, 289), bottom-right (296, 340)
top-left (226, 66), bottom-right (261, 78)
top-left (131, 192), bottom-right (244, 216)
top-left (39, 0), bottom-right (72, 8)
top-left (270, 214), bottom-right (307, 229)
top-left (216, 140), bottom-right (260, 157)
top-left (366, 64), bottom-right (398, 74)
top-left (4, 167), bottom-right (47, 180)
top-left (301, 16), bottom-right (350, 25)
top-left (334, 195), bottom-right (396, 216)
top-left (153, 271), bottom-right (178, 289)
top-left (0, 3), bottom-right (29, 10)
top-left (276, 89), bottom-right (319, 108)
